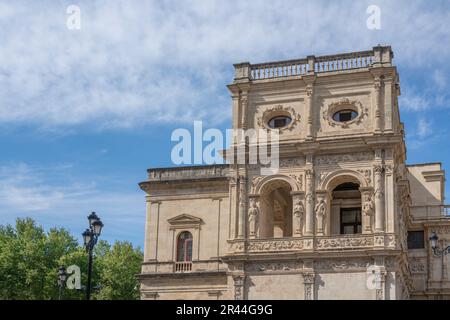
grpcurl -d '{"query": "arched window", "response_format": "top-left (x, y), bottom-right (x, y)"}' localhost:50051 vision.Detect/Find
top-left (176, 231), bottom-right (193, 262)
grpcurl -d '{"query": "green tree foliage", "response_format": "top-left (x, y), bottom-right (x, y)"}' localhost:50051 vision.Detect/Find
top-left (0, 218), bottom-right (143, 300)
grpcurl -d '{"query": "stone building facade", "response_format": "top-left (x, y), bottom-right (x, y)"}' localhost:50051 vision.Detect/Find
top-left (138, 46), bottom-right (450, 300)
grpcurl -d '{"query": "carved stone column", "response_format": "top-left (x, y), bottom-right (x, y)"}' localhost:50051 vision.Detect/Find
top-left (240, 91), bottom-right (249, 130)
top-left (374, 77), bottom-right (383, 133)
top-left (238, 176), bottom-right (247, 238)
top-left (374, 164), bottom-right (385, 232)
top-left (233, 275), bottom-right (245, 300)
top-left (302, 272), bottom-right (315, 300)
top-left (291, 192), bottom-right (305, 237)
top-left (360, 187), bottom-right (374, 234)
top-left (304, 169), bottom-right (315, 236)
top-left (305, 85), bottom-right (314, 140)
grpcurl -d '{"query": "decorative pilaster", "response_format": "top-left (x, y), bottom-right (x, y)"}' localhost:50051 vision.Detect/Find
top-left (238, 176), bottom-right (247, 238)
top-left (240, 91), bottom-right (249, 130)
top-left (374, 164), bottom-right (385, 232)
top-left (304, 169), bottom-right (315, 236)
top-left (374, 77), bottom-right (383, 133)
top-left (233, 275), bottom-right (245, 300)
top-left (302, 272), bottom-right (315, 300)
top-left (374, 257), bottom-right (387, 300)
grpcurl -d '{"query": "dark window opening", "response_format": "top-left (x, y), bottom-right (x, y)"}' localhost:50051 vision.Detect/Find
top-left (407, 231), bottom-right (425, 249)
top-left (340, 208), bottom-right (362, 234)
top-left (333, 109), bottom-right (358, 122)
top-left (268, 116), bottom-right (292, 128)
top-left (334, 182), bottom-right (360, 191)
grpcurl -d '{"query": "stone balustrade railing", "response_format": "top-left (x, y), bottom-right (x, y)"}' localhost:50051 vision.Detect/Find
top-left (141, 259), bottom-right (225, 274)
top-left (147, 164), bottom-right (229, 181)
top-left (234, 46), bottom-right (392, 82)
top-left (250, 58), bottom-right (309, 80)
top-left (227, 233), bottom-right (397, 254)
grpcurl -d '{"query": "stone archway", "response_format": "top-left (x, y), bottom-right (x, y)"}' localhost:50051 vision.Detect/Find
top-left (318, 170), bottom-right (373, 235)
top-left (257, 179), bottom-right (294, 238)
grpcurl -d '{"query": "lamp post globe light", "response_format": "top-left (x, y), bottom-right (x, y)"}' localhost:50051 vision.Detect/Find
top-left (82, 211), bottom-right (104, 300)
top-left (57, 266), bottom-right (67, 300)
top-left (429, 231), bottom-right (450, 257)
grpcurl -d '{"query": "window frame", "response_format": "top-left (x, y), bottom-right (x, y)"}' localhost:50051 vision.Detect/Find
top-left (407, 230), bottom-right (425, 249)
top-left (340, 207), bottom-right (362, 235)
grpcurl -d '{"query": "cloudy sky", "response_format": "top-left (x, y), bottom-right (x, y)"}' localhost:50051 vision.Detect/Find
top-left (0, 0), bottom-right (449, 247)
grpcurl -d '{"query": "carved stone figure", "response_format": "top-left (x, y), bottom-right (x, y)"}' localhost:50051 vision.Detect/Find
top-left (248, 199), bottom-right (260, 238)
top-left (293, 200), bottom-right (304, 236)
top-left (315, 199), bottom-right (326, 234)
top-left (362, 194), bottom-right (374, 232)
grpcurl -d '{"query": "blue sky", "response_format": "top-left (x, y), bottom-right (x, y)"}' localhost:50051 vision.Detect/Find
top-left (0, 0), bottom-right (449, 248)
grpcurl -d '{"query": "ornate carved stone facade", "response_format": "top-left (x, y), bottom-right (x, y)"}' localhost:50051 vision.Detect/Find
top-left (138, 46), bottom-right (450, 300)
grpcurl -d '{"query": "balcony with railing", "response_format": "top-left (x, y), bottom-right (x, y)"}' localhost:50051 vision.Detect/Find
top-left (233, 45), bottom-right (393, 82)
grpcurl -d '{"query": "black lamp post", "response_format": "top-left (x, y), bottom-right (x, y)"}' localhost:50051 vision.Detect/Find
top-left (57, 266), bottom-right (67, 300)
top-left (82, 212), bottom-right (104, 300)
top-left (429, 231), bottom-right (450, 257)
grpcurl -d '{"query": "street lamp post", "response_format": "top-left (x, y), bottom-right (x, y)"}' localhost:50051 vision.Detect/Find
top-left (57, 266), bottom-right (67, 300)
top-left (82, 212), bottom-right (104, 300)
top-left (429, 231), bottom-right (450, 257)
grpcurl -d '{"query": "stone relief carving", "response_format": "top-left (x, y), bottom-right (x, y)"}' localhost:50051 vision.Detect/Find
top-left (315, 259), bottom-right (371, 271)
top-left (246, 239), bottom-right (308, 252)
top-left (314, 152), bottom-right (373, 166)
top-left (250, 175), bottom-right (263, 193)
top-left (246, 261), bottom-right (303, 272)
top-left (317, 235), bottom-right (374, 249)
top-left (256, 105), bottom-right (301, 132)
top-left (280, 157), bottom-right (305, 167)
top-left (289, 174), bottom-right (303, 190)
top-left (233, 275), bottom-right (245, 300)
top-left (357, 169), bottom-right (372, 185)
top-left (228, 241), bottom-right (245, 253)
top-left (409, 258), bottom-right (426, 273)
top-left (316, 172), bottom-right (328, 186)
top-left (322, 98), bottom-right (369, 129)
top-left (248, 199), bottom-right (260, 238)
top-left (302, 272), bottom-right (315, 300)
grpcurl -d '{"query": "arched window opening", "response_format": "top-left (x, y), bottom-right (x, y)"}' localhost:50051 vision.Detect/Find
top-left (259, 180), bottom-right (293, 238)
top-left (331, 181), bottom-right (362, 235)
top-left (176, 231), bottom-right (193, 262)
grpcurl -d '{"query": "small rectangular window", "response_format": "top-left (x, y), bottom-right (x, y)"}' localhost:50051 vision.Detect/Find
top-left (407, 231), bottom-right (425, 249)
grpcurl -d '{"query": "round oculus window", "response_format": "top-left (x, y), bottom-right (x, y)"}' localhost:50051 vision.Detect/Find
top-left (268, 116), bottom-right (292, 129)
top-left (332, 109), bottom-right (358, 122)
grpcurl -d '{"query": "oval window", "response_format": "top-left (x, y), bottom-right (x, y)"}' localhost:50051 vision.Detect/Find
top-left (332, 109), bottom-right (358, 122)
top-left (268, 116), bottom-right (292, 128)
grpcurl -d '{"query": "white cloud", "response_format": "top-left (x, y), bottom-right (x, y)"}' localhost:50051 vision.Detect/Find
top-left (433, 70), bottom-right (447, 90)
top-left (417, 118), bottom-right (432, 139)
top-left (0, 1), bottom-right (449, 130)
top-left (399, 91), bottom-right (430, 111)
